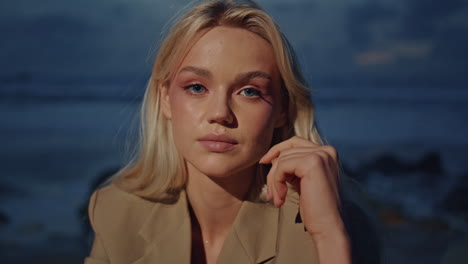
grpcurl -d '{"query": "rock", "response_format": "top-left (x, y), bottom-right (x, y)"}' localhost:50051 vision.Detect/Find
top-left (440, 172), bottom-right (468, 221)
top-left (355, 151), bottom-right (443, 178)
top-left (442, 237), bottom-right (468, 264)
top-left (0, 211), bottom-right (10, 225)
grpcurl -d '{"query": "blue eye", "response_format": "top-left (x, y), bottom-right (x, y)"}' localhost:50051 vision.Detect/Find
top-left (240, 88), bottom-right (261, 97)
top-left (184, 84), bottom-right (206, 94)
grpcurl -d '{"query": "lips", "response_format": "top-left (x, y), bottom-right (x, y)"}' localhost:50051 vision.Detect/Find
top-left (197, 133), bottom-right (238, 153)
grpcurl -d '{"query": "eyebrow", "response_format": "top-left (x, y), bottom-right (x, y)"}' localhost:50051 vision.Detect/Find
top-left (179, 66), bottom-right (272, 83)
top-left (236, 71), bottom-right (272, 83)
top-left (179, 66), bottom-right (212, 78)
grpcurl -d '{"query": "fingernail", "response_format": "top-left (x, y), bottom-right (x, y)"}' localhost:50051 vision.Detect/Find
top-left (259, 156), bottom-right (265, 164)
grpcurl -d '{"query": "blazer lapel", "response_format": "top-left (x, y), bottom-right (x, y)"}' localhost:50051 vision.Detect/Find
top-left (217, 200), bottom-right (279, 264)
top-left (130, 192), bottom-right (279, 264)
top-left (132, 191), bottom-right (191, 264)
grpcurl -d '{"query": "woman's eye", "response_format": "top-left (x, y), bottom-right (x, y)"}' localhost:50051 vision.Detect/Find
top-left (240, 88), bottom-right (261, 98)
top-left (184, 84), bottom-right (207, 94)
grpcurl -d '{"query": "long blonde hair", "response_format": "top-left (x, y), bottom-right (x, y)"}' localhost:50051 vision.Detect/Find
top-left (113, 0), bottom-right (323, 202)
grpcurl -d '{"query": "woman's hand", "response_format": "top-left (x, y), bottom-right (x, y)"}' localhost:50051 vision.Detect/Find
top-left (259, 136), bottom-right (351, 263)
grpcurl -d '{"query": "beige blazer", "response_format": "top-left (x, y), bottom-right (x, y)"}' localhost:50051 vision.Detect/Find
top-left (84, 184), bottom-right (318, 264)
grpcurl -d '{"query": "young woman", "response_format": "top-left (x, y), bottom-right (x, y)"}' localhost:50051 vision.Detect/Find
top-left (84, 0), bottom-right (353, 263)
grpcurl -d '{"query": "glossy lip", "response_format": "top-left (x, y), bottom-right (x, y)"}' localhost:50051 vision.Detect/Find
top-left (197, 133), bottom-right (238, 153)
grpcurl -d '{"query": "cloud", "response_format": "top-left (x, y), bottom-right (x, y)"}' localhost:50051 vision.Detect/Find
top-left (0, 0), bottom-right (466, 92)
top-left (354, 41), bottom-right (433, 66)
top-left (340, 0), bottom-right (468, 87)
top-left (346, 1), bottom-right (398, 51)
top-left (354, 51), bottom-right (396, 66)
top-left (396, 0), bottom-right (466, 40)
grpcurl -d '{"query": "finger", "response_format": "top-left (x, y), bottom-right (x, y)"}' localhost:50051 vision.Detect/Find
top-left (275, 151), bottom-right (339, 203)
top-left (270, 146), bottom-right (327, 160)
top-left (266, 157), bottom-right (288, 207)
top-left (269, 154), bottom-right (310, 207)
top-left (263, 145), bottom-right (339, 166)
top-left (266, 146), bottom-right (342, 208)
top-left (259, 136), bottom-right (318, 164)
top-left (272, 176), bottom-right (288, 207)
top-left (265, 159), bottom-right (277, 201)
top-left (278, 149), bottom-right (340, 194)
top-left (279, 146), bottom-right (340, 195)
top-left (260, 136), bottom-right (313, 164)
top-left (319, 145), bottom-right (339, 162)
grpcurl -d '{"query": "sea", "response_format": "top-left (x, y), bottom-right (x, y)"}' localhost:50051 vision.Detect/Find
top-left (1, 84), bottom-right (467, 263)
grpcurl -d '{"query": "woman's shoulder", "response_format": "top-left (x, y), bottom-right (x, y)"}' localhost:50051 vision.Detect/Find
top-left (87, 183), bottom-right (154, 235)
top-left (89, 183), bottom-right (153, 213)
top-left (91, 183), bottom-right (150, 204)
top-left (85, 184), bottom-right (168, 263)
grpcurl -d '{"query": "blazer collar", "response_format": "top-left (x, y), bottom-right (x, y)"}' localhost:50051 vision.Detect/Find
top-left (218, 199), bottom-right (279, 264)
top-left (134, 191), bottom-right (279, 264)
top-left (134, 191), bottom-right (191, 264)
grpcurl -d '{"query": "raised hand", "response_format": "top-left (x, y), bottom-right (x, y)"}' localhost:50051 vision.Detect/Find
top-left (260, 136), bottom-right (351, 263)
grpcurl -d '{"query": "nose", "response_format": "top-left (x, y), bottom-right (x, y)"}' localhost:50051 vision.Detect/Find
top-left (207, 93), bottom-right (236, 127)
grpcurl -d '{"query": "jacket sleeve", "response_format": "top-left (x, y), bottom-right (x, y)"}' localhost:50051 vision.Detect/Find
top-left (84, 190), bottom-right (110, 264)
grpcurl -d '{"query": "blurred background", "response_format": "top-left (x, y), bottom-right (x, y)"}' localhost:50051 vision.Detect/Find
top-left (1, 0), bottom-right (467, 263)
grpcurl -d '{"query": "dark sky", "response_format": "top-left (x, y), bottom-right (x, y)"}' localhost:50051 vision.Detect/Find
top-left (1, 0), bottom-right (467, 97)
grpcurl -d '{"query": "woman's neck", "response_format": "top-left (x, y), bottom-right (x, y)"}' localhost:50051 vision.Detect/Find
top-left (185, 163), bottom-right (256, 246)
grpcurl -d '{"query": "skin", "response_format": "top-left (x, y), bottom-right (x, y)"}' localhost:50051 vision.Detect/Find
top-left (260, 137), bottom-right (351, 263)
top-left (161, 26), bottom-right (350, 264)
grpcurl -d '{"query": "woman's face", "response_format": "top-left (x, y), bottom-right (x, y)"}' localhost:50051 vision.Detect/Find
top-left (162, 26), bottom-right (285, 178)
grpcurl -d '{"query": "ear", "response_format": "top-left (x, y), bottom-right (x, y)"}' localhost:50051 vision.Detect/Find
top-left (160, 83), bottom-right (172, 120)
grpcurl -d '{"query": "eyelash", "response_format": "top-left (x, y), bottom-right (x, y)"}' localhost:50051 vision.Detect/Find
top-left (239, 87), bottom-right (263, 98)
top-left (183, 83), bottom-right (207, 95)
top-left (182, 83), bottom-right (265, 99)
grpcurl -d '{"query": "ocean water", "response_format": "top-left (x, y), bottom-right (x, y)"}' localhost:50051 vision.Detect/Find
top-left (0, 90), bottom-right (467, 263)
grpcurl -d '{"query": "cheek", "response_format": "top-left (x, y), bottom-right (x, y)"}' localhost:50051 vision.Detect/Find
top-left (237, 106), bottom-right (278, 162)
top-left (167, 90), bottom-right (196, 152)
top-left (240, 105), bottom-right (276, 141)
top-left (168, 90), bottom-right (198, 127)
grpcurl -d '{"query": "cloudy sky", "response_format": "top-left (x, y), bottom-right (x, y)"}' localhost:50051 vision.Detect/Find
top-left (1, 0), bottom-right (467, 97)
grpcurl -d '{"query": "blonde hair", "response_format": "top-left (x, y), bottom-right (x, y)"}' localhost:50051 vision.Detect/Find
top-left (113, 0), bottom-right (323, 202)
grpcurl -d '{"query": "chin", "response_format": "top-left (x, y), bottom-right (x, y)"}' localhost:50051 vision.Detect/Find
top-left (187, 155), bottom-right (258, 179)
